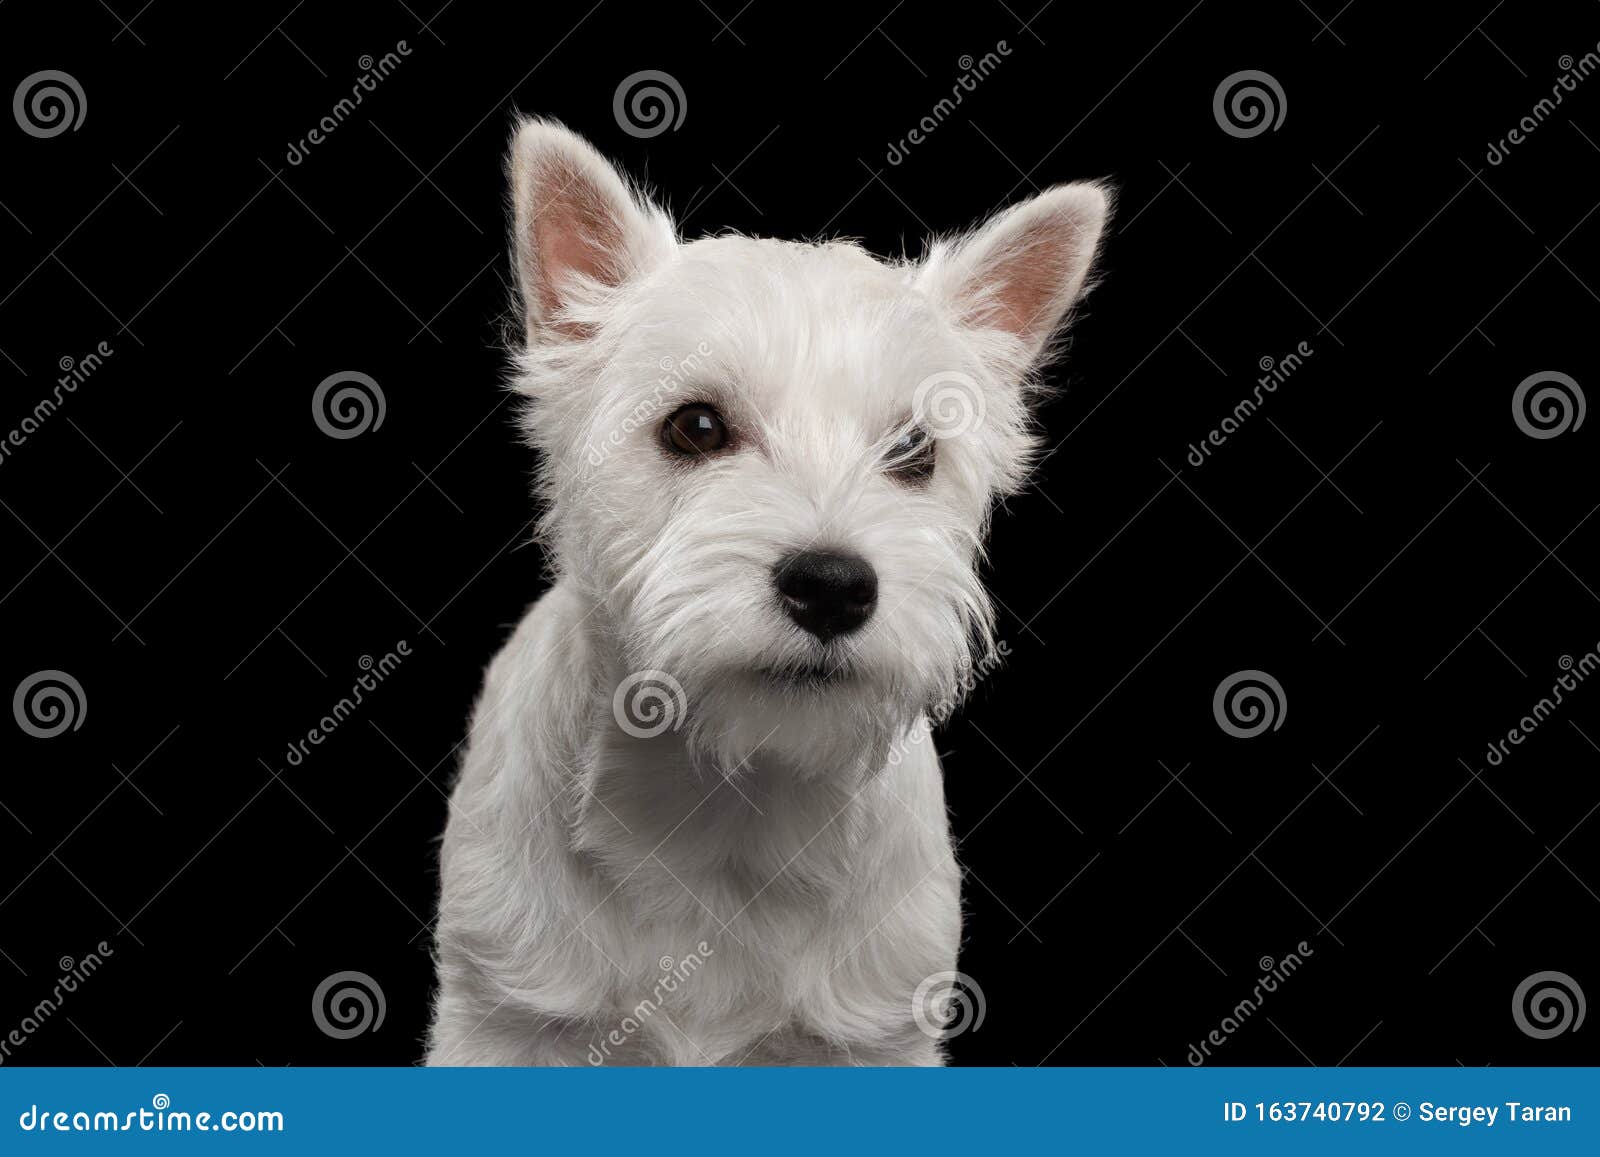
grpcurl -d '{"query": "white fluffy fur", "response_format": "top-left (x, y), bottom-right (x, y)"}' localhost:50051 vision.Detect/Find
top-left (427, 118), bottom-right (1108, 1065)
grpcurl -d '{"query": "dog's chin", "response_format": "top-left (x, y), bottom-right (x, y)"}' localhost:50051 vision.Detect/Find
top-left (754, 659), bottom-right (857, 691)
top-left (674, 658), bottom-right (918, 779)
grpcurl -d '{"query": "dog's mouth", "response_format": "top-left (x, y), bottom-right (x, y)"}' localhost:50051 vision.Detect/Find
top-left (756, 660), bottom-right (855, 689)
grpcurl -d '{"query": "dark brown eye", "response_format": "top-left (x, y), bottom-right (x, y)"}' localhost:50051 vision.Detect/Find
top-left (886, 426), bottom-right (935, 485)
top-left (662, 403), bottom-right (730, 457)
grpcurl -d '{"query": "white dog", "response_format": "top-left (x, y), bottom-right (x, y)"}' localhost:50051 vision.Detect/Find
top-left (426, 118), bottom-right (1107, 1065)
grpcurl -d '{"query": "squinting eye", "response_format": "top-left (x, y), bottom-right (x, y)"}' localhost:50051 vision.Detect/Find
top-left (662, 403), bottom-right (730, 457)
top-left (886, 425), bottom-right (935, 486)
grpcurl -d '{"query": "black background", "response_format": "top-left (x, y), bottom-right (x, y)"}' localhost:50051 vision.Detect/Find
top-left (2, 0), bottom-right (1597, 1067)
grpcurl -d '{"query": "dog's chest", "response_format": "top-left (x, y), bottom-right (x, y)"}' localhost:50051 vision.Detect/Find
top-left (600, 910), bottom-right (939, 1065)
top-left (588, 823), bottom-right (958, 1063)
top-left (565, 712), bottom-right (960, 1061)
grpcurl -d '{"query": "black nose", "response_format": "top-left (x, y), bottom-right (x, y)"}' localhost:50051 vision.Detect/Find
top-left (774, 550), bottom-right (877, 642)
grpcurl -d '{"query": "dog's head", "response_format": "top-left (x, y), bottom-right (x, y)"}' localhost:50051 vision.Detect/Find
top-left (507, 118), bottom-right (1108, 776)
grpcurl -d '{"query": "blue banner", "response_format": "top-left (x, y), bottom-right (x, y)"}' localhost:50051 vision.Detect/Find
top-left (2, 1068), bottom-right (1595, 1153)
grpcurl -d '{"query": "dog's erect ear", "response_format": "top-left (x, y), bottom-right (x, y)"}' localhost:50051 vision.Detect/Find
top-left (920, 183), bottom-right (1109, 363)
top-left (508, 118), bottom-right (676, 341)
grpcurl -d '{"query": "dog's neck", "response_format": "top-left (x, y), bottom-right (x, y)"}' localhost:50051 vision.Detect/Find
top-left (561, 588), bottom-right (896, 891)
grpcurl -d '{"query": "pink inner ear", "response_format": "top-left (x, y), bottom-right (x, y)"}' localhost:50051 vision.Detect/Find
top-left (982, 217), bottom-right (1082, 344)
top-left (531, 160), bottom-right (628, 329)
